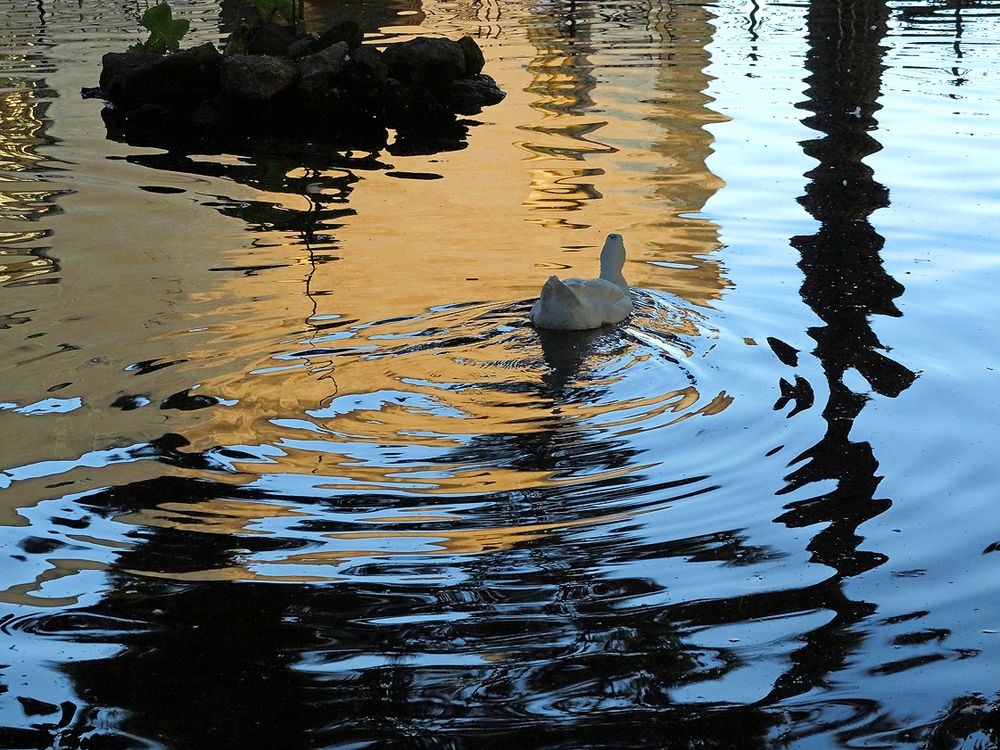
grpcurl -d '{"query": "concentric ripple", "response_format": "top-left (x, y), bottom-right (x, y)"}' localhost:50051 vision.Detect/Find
top-left (1, 290), bottom-right (732, 587)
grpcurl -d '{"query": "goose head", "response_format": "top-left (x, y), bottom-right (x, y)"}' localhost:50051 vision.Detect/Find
top-left (599, 233), bottom-right (628, 289)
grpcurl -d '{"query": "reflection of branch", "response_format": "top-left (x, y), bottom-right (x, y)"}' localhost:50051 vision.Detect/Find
top-left (954, 5), bottom-right (964, 60)
top-left (301, 171), bottom-right (338, 394)
top-left (767, 0), bottom-right (916, 708)
top-left (654, 0), bottom-right (677, 45)
top-left (746, 0), bottom-right (761, 42)
top-left (302, 169), bottom-right (321, 325)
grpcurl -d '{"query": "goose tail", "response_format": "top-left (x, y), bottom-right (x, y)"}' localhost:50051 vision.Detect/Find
top-left (532, 275), bottom-right (591, 330)
top-left (539, 275), bottom-right (578, 304)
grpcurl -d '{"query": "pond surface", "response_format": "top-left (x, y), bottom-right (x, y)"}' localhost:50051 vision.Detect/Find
top-left (2, 0), bottom-right (1000, 747)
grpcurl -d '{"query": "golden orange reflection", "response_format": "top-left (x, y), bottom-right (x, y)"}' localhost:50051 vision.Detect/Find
top-left (117, 499), bottom-right (309, 536)
top-left (1, 0), bottom-right (735, 577)
top-left (0, 82), bottom-right (61, 287)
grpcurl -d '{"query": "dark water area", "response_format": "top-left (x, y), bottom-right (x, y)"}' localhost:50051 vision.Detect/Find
top-left (2, 0), bottom-right (1000, 747)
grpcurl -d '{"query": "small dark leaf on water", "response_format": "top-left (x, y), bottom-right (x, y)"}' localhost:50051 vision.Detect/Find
top-left (767, 336), bottom-right (799, 367)
top-left (17, 697), bottom-right (59, 716)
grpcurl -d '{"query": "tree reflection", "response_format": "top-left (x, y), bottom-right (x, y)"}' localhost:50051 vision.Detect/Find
top-left (43, 321), bottom-right (779, 747)
top-left (766, 0), bottom-right (917, 711)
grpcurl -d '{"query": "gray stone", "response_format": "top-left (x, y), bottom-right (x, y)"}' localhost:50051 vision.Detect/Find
top-left (457, 36), bottom-right (485, 77)
top-left (100, 43), bottom-right (222, 109)
top-left (287, 34), bottom-right (318, 59)
top-left (221, 55), bottom-right (298, 100)
top-left (223, 24), bottom-right (252, 57)
top-left (382, 37), bottom-right (466, 91)
top-left (447, 74), bottom-right (506, 115)
top-left (100, 51), bottom-right (161, 92)
top-left (341, 46), bottom-right (389, 89)
top-left (382, 79), bottom-right (452, 126)
top-left (315, 20), bottom-right (363, 51)
top-left (247, 23), bottom-right (296, 57)
top-left (298, 41), bottom-right (349, 82)
top-left (188, 95), bottom-right (230, 130)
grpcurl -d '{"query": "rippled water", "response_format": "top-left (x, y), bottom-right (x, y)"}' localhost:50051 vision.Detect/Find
top-left (2, 0), bottom-right (1000, 746)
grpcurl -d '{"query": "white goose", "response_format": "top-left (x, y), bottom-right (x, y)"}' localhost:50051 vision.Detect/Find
top-left (531, 233), bottom-right (633, 330)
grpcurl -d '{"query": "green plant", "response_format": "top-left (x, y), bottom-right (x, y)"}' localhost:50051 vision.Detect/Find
top-left (248, 0), bottom-right (295, 25)
top-left (128, 3), bottom-right (190, 54)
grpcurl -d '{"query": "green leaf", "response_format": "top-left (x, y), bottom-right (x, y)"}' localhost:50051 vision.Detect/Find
top-left (249, 0), bottom-right (294, 25)
top-left (136, 3), bottom-right (190, 53)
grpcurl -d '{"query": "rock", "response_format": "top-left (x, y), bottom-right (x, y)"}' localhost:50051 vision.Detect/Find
top-left (315, 20), bottom-right (364, 51)
top-left (17, 697), bottom-right (60, 716)
top-left (221, 55), bottom-right (298, 100)
top-left (247, 22), bottom-right (297, 57)
top-left (93, 30), bottom-right (505, 148)
top-left (100, 43), bottom-right (222, 110)
top-left (382, 37), bottom-right (466, 92)
top-left (447, 74), bottom-right (506, 115)
top-left (100, 51), bottom-right (160, 91)
top-left (126, 102), bottom-right (172, 128)
top-left (382, 78), bottom-right (452, 126)
top-left (119, 103), bottom-right (178, 144)
top-left (340, 45), bottom-right (389, 90)
top-left (223, 24), bottom-right (252, 56)
top-left (457, 36), bottom-right (485, 77)
top-left (298, 41), bottom-right (349, 82)
top-left (287, 34), bottom-right (318, 59)
top-left (188, 95), bottom-right (230, 131)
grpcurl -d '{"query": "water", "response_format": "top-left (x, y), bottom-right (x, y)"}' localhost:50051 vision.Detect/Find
top-left (2, 0), bottom-right (1000, 746)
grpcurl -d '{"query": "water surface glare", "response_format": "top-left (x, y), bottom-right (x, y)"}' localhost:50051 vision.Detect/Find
top-left (2, 0), bottom-right (1000, 747)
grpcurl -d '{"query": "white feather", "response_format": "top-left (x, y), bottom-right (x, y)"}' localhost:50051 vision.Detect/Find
top-left (531, 234), bottom-right (633, 331)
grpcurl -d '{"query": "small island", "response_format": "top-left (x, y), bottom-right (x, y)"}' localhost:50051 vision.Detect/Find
top-left (88, 3), bottom-right (506, 148)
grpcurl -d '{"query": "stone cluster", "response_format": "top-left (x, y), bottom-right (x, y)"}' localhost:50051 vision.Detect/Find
top-left (92, 21), bottom-right (505, 145)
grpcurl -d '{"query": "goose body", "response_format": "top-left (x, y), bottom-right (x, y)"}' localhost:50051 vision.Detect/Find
top-left (531, 233), bottom-right (633, 330)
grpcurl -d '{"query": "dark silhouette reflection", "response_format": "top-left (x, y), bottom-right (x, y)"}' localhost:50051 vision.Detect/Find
top-left (763, 0), bottom-right (917, 724)
top-left (783, 0), bottom-right (916, 561)
top-left (102, 108), bottom-right (474, 166)
top-left (6, 459), bottom-right (780, 747)
top-left (0, 317), bottom-right (780, 747)
top-left (917, 692), bottom-right (1000, 749)
top-left (536, 325), bottom-right (606, 393)
top-left (123, 149), bottom-right (381, 239)
top-left (898, 0), bottom-right (986, 85)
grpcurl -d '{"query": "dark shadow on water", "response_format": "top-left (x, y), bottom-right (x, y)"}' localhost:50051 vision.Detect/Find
top-left (758, 0), bottom-right (918, 739)
top-left (1, 315), bottom-right (777, 747)
top-left (784, 0), bottom-right (916, 578)
top-left (113, 123), bottom-right (469, 254)
top-left (536, 324), bottom-right (609, 393)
